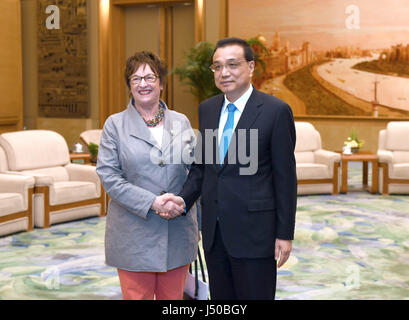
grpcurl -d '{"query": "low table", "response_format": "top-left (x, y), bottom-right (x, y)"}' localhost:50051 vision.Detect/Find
top-left (69, 152), bottom-right (91, 164)
top-left (339, 151), bottom-right (378, 194)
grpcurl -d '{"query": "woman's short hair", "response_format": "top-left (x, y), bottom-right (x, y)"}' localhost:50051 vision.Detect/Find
top-left (124, 51), bottom-right (167, 90)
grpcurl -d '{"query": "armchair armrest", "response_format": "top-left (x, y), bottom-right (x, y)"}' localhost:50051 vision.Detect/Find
top-left (65, 163), bottom-right (101, 194)
top-left (0, 173), bottom-right (35, 194)
top-left (4, 171), bottom-right (53, 186)
top-left (377, 150), bottom-right (393, 163)
top-left (0, 173), bottom-right (35, 210)
top-left (314, 149), bottom-right (341, 177)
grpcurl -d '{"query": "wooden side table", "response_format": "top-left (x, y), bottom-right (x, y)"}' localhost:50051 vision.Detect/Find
top-left (339, 151), bottom-right (379, 194)
top-left (69, 152), bottom-right (91, 164)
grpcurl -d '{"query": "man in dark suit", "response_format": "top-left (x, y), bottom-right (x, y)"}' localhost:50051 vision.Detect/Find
top-left (169, 37), bottom-right (297, 300)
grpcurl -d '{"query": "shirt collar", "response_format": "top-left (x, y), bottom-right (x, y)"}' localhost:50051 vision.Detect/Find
top-left (222, 85), bottom-right (253, 114)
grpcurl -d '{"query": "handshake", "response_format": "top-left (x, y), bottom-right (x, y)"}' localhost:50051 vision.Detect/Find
top-left (151, 193), bottom-right (185, 220)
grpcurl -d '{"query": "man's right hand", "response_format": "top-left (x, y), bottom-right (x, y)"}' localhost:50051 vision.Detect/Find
top-left (151, 193), bottom-right (185, 220)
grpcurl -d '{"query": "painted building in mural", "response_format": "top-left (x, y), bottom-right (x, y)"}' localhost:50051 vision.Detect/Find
top-left (255, 32), bottom-right (314, 78)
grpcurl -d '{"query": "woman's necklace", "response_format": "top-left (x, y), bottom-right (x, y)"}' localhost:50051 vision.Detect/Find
top-left (140, 103), bottom-right (165, 127)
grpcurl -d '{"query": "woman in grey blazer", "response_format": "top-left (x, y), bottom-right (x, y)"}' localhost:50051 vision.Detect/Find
top-left (96, 51), bottom-right (199, 300)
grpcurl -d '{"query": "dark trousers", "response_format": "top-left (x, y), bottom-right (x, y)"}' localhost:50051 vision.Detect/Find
top-left (204, 223), bottom-right (277, 300)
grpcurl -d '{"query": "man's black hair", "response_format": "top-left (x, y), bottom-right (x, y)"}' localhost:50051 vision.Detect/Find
top-left (213, 37), bottom-right (254, 61)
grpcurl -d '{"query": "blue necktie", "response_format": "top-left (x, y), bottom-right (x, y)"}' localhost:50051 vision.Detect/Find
top-left (219, 103), bottom-right (237, 165)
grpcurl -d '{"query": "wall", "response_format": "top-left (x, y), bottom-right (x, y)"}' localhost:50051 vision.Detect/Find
top-left (21, 0), bottom-right (99, 149)
top-left (124, 3), bottom-right (198, 128)
top-left (0, 0), bottom-right (23, 133)
top-left (124, 5), bottom-right (161, 104)
top-left (19, 0), bottom-right (391, 153)
top-left (295, 116), bottom-right (394, 153)
top-left (204, 0), bottom-right (219, 44)
top-left (172, 3), bottom-right (197, 128)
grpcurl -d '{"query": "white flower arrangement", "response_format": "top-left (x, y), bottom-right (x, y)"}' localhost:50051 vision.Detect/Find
top-left (343, 128), bottom-right (364, 154)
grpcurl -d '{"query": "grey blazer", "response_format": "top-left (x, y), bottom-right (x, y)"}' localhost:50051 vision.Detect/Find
top-left (96, 100), bottom-right (199, 272)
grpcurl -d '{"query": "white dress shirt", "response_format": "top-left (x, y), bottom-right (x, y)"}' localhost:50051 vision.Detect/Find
top-left (149, 125), bottom-right (163, 148)
top-left (218, 85), bottom-right (253, 144)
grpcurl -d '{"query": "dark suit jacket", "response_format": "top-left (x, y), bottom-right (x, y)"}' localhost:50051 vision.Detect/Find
top-left (180, 88), bottom-right (297, 258)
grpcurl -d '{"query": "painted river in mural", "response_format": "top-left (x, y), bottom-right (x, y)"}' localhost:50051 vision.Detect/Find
top-left (316, 56), bottom-right (409, 112)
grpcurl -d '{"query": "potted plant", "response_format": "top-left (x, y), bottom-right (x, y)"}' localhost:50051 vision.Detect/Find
top-left (174, 39), bottom-right (268, 102)
top-left (246, 36), bottom-right (269, 89)
top-left (88, 142), bottom-right (99, 164)
top-left (343, 128), bottom-right (364, 153)
top-left (174, 41), bottom-right (221, 102)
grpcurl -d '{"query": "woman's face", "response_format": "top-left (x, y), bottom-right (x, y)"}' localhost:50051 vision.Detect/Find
top-left (130, 64), bottom-right (162, 108)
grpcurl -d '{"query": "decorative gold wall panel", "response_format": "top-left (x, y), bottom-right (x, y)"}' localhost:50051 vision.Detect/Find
top-left (0, 0), bottom-right (23, 132)
top-left (37, 0), bottom-right (88, 118)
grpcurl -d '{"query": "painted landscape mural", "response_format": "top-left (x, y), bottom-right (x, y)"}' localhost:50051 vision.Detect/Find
top-left (229, 0), bottom-right (409, 117)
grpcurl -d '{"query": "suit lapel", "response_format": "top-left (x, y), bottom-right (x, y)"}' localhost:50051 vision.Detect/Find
top-left (206, 95), bottom-right (224, 172)
top-left (219, 88), bottom-right (263, 171)
top-left (234, 89), bottom-right (263, 132)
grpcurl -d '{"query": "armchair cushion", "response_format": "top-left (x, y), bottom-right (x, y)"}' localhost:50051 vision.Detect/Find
top-left (80, 129), bottom-right (102, 146)
top-left (385, 122), bottom-right (409, 151)
top-left (294, 122), bottom-right (322, 152)
top-left (51, 181), bottom-right (99, 205)
top-left (0, 130), bottom-right (70, 171)
top-left (391, 163), bottom-right (409, 179)
top-left (296, 163), bottom-right (330, 180)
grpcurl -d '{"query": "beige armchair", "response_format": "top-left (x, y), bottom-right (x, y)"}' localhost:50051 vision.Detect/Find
top-left (295, 122), bottom-right (341, 195)
top-left (0, 130), bottom-right (105, 228)
top-left (80, 129), bottom-right (102, 146)
top-left (0, 147), bottom-right (35, 236)
top-left (378, 121), bottom-right (409, 194)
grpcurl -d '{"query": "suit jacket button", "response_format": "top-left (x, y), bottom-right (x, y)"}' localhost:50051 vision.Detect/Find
top-left (160, 191), bottom-right (166, 195)
top-left (159, 161), bottom-right (165, 167)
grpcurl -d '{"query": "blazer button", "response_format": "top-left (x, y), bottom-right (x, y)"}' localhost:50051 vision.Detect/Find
top-left (159, 161), bottom-right (165, 167)
top-left (160, 191), bottom-right (166, 195)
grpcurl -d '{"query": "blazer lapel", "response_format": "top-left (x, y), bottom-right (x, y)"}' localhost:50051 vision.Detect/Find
top-left (127, 100), bottom-right (161, 150)
top-left (161, 107), bottom-right (179, 153)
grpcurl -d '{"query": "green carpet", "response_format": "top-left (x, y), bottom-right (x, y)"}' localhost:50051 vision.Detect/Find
top-left (0, 162), bottom-right (408, 299)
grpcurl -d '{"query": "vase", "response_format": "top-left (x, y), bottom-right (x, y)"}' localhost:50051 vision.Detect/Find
top-left (351, 147), bottom-right (359, 153)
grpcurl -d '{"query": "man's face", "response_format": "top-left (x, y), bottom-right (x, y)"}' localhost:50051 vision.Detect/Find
top-left (212, 44), bottom-right (254, 102)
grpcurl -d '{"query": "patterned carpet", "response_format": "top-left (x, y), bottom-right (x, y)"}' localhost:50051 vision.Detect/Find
top-left (0, 162), bottom-right (408, 300)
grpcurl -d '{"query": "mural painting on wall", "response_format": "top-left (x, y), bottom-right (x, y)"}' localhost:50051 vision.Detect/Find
top-left (37, 0), bottom-right (88, 118)
top-left (229, 0), bottom-right (409, 118)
